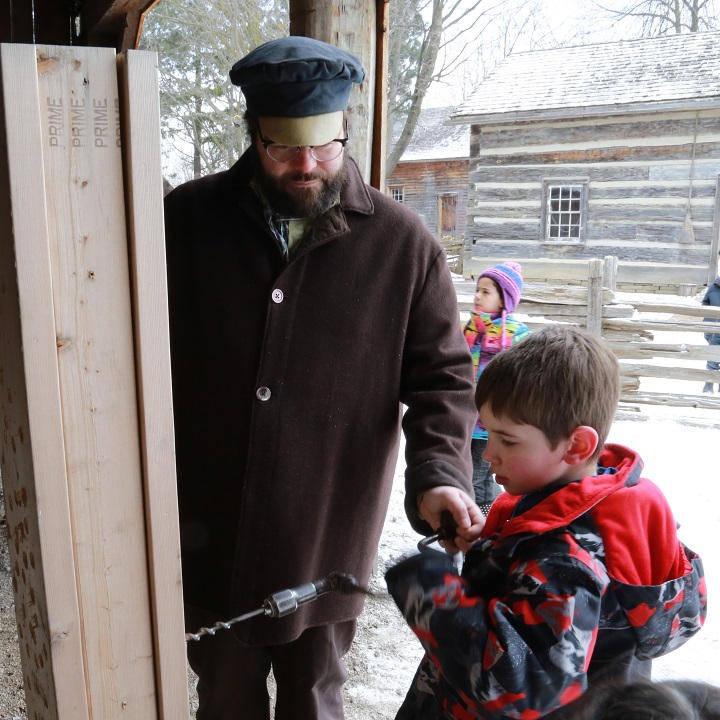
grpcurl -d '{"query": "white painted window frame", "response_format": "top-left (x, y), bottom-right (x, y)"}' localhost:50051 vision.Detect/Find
top-left (541, 179), bottom-right (589, 244)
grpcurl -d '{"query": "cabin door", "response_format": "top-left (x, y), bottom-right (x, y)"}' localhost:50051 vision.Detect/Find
top-left (438, 193), bottom-right (457, 242)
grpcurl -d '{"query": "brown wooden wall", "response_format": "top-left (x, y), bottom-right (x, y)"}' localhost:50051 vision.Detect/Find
top-left (466, 109), bottom-right (720, 283)
top-left (388, 158), bottom-right (469, 241)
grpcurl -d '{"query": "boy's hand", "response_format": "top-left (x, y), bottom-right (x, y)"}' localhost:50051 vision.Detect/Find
top-left (418, 486), bottom-right (484, 553)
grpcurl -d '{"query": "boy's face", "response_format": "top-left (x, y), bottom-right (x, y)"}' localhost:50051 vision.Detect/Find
top-left (479, 404), bottom-right (580, 495)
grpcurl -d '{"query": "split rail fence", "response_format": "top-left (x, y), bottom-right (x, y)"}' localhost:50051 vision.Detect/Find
top-left (459, 256), bottom-right (720, 414)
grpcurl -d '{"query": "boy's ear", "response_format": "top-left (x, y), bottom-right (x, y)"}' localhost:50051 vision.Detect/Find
top-left (563, 426), bottom-right (599, 465)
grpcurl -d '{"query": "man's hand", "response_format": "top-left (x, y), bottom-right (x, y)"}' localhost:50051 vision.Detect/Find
top-left (417, 486), bottom-right (484, 553)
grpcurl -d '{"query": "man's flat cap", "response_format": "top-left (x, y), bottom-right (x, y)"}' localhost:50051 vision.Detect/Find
top-left (230, 36), bottom-right (365, 118)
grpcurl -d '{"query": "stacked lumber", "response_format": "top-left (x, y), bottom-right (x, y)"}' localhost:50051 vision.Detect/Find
top-left (0, 44), bottom-right (187, 718)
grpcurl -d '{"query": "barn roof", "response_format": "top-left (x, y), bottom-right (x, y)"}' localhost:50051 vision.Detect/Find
top-left (395, 106), bottom-right (469, 161)
top-left (451, 30), bottom-right (720, 125)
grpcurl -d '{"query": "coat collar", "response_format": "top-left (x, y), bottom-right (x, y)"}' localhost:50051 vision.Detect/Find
top-left (482, 443), bottom-right (644, 538)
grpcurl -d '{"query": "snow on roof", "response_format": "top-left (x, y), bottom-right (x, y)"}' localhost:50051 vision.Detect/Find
top-left (452, 30), bottom-right (720, 124)
top-left (394, 106), bottom-right (469, 162)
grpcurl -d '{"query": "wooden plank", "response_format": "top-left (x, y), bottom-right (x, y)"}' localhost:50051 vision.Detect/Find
top-left (605, 318), bottom-right (717, 334)
top-left (118, 49), bottom-right (189, 720)
top-left (469, 182), bottom-right (717, 204)
top-left (588, 184), bottom-right (717, 200)
top-left (609, 343), bottom-right (720, 362)
top-left (624, 302), bottom-right (720, 319)
top-left (0, 42), bottom-right (90, 720)
top-left (586, 222), bottom-right (714, 244)
top-left (35, 44), bottom-right (158, 718)
top-left (513, 302), bottom-right (626, 317)
top-left (475, 114), bottom-right (720, 150)
top-left (466, 257), bottom-right (709, 286)
top-left (620, 392), bottom-right (720, 410)
top-left (650, 161), bottom-right (720, 181)
top-left (370, 0), bottom-right (389, 191)
top-left (522, 284), bottom-right (614, 304)
top-left (476, 142), bottom-right (720, 166)
top-left (619, 363), bottom-right (720, 383)
top-left (470, 165), bottom-right (651, 182)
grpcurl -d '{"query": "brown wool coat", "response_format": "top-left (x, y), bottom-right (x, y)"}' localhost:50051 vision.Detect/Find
top-left (164, 151), bottom-right (476, 645)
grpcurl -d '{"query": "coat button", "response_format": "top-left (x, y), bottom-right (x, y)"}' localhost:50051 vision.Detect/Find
top-left (271, 289), bottom-right (284, 303)
top-left (256, 386), bottom-right (271, 401)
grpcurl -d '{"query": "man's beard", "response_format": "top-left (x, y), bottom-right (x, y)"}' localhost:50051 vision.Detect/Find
top-left (253, 149), bottom-right (349, 218)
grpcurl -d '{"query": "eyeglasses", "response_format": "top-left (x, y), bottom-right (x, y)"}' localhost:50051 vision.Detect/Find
top-left (258, 122), bottom-right (349, 163)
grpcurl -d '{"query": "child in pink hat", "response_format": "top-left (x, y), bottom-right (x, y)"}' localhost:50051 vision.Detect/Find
top-left (463, 261), bottom-right (529, 513)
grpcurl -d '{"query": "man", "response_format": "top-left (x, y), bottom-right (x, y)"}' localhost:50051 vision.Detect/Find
top-left (164, 35), bottom-right (481, 720)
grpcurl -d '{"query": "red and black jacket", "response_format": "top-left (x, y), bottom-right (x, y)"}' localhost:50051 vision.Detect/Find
top-left (386, 444), bottom-right (707, 719)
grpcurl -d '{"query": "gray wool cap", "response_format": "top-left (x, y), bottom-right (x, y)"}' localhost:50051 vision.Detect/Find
top-left (230, 36), bottom-right (365, 118)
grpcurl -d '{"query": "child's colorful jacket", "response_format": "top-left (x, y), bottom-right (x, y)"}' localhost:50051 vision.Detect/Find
top-left (463, 311), bottom-right (529, 438)
top-left (386, 444), bottom-right (707, 720)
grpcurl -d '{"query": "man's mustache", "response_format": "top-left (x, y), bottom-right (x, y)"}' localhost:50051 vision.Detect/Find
top-left (287, 171), bottom-right (324, 182)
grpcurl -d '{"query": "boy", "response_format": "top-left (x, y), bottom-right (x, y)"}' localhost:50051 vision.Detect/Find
top-left (387, 325), bottom-right (707, 720)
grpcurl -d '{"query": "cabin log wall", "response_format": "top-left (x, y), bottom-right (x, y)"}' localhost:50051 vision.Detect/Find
top-left (388, 158), bottom-right (469, 241)
top-left (466, 109), bottom-right (720, 291)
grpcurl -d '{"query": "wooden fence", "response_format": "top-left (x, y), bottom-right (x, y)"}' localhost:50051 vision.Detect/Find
top-left (458, 257), bottom-right (720, 413)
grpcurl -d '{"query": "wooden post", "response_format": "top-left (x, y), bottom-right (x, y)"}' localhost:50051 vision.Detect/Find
top-left (0, 43), bottom-right (186, 718)
top-left (603, 255), bottom-right (618, 293)
top-left (289, 0), bottom-right (377, 182)
top-left (370, 0), bottom-right (389, 192)
top-left (118, 49), bottom-right (189, 719)
top-left (0, 42), bottom-right (90, 720)
top-left (587, 259), bottom-right (604, 336)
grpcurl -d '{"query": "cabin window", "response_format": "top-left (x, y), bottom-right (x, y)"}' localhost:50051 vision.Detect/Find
top-left (541, 180), bottom-right (588, 243)
top-left (388, 186), bottom-right (405, 203)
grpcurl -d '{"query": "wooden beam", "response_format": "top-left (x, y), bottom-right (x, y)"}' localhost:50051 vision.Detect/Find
top-left (288, 0), bottom-right (377, 182)
top-left (370, 0), bottom-right (389, 191)
top-left (83, 0), bottom-right (157, 49)
top-left (0, 42), bottom-right (90, 720)
top-left (0, 43), bottom-right (181, 718)
top-left (36, 43), bottom-right (159, 717)
top-left (118, 48), bottom-right (189, 719)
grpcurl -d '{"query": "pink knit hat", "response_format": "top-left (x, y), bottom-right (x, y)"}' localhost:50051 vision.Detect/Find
top-left (479, 262), bottom-right (524, 313)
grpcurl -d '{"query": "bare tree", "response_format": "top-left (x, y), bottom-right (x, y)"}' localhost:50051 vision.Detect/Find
top-left (387, 0), bottom-right (498, 174)
top-left (590, 0), bottom-right (718, 35)
top-left (386, 0), bottom-right (589, 175)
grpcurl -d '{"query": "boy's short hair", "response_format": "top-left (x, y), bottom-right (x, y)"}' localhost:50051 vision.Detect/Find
top-left (476, 325), bottom-right (620, 456)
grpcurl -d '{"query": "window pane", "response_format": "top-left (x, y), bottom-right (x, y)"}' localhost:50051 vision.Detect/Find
top-left (546, 183), bottom-right (584, 242)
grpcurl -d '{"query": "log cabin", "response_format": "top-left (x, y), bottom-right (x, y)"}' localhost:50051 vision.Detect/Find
top-left (387, 106), bottom-right (469, 265)
top-left (450, 30), bottom-right (720, 293)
